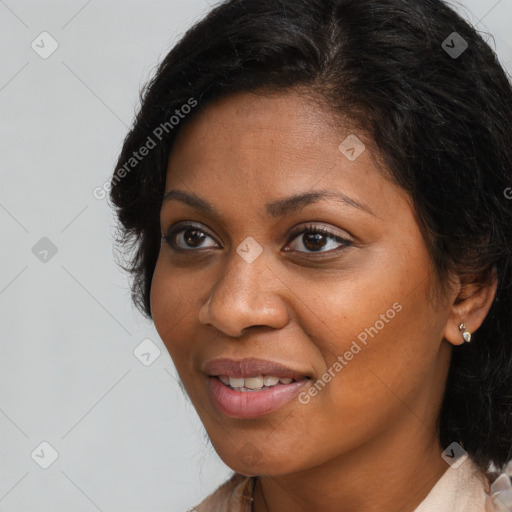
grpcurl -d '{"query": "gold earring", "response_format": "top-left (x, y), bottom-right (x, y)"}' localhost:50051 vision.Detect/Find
top-left (459, 323), bottom-right (471, 343)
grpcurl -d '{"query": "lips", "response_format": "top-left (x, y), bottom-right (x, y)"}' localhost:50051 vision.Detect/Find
top-left (202, 357), bottom-right (311, 381)
top-left (202, 358), bottom-right (312, 418)
top-left (207, 374), bottom-right (311, 418)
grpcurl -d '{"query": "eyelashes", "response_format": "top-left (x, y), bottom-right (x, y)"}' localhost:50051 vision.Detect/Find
top-left (162, 222), bottom-right (218, 251)
top-left (285, 224), bottom-right (353, 254)
top-left (162, 222), bottom-right (353, 256)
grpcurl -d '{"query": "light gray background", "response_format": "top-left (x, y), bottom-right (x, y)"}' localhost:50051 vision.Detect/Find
top-left (0, 1), bottom-right (511, 511)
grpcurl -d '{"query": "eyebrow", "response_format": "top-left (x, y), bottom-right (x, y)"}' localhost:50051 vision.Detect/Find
top-left (162, 189), bottom-right (376, 218)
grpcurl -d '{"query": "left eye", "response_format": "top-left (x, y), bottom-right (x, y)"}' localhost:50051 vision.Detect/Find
top-left (285, 225), bottom-right (352, 254)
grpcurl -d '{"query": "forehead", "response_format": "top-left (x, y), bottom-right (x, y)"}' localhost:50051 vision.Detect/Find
top-left (174, 90), bottom-right (342, 149)
top-left (164, 90), bottom-right (406, 221)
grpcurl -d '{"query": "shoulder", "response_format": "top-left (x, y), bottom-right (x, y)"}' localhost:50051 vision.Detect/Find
top-left (189, 472), bottom-right (255, 512)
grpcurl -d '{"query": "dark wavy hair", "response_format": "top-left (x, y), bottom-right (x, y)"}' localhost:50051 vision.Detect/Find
top-left (109, 0), bottom-right (512, 477)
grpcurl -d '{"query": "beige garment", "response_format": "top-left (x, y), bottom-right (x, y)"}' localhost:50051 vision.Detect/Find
top-left (190, 458), bottom-right (503, 512)
top-left (190, 472), bottom-right (254, 512)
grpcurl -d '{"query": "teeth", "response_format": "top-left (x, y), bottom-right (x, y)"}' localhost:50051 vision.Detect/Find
top-left (244, 376), bottom-right (264, 389)
top-left (263, 376), bottom-right (280, 386)
top-left (220, 375), bottom-right (296, 391)
top-left (229, 377), bottom-right (245, 388)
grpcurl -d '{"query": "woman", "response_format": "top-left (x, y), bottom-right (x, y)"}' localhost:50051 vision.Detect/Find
top-left (109, 0), bottom-right (512, 510)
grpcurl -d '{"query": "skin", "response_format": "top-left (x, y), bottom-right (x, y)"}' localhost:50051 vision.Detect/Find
top-left (150, 90), bottom-right (497, 512)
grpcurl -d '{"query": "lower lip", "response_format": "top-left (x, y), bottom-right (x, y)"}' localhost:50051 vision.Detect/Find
top-left (207, 376), bottom-right (311, 419)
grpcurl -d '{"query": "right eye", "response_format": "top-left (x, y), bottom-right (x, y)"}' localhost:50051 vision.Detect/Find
top-left (162, 222), bottom-right (220, 251)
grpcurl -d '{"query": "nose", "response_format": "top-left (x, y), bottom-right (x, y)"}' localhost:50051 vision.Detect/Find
top-left (198, 249), bottom-right (290, 338)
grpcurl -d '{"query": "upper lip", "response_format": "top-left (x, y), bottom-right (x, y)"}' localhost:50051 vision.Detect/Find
top-left (203, 358), bottom-right (311, 380)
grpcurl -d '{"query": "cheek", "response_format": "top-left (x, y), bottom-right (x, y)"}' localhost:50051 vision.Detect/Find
top-left (149, 255), bottom-right (217, 386)
top-left (149, 257), bottom-right (171, 331)
top-left (150, 257), bottom-right (192, 355)
top-left (317, 276), bottom-right (442, 417)
top-left (301, 242), bottom-right (441, 399)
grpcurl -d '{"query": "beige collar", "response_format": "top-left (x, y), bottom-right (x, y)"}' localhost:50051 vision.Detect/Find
top-left (413, 458), bottom-right (488, 512)
top-left (193, 458), bottom-right (494, 511)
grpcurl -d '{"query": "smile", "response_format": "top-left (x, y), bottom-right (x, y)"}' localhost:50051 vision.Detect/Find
top-left (208, 375), bottom-right (311, 418)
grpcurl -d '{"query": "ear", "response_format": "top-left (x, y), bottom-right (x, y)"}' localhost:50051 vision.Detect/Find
top-left (443, 267), bottom-right (498, 346)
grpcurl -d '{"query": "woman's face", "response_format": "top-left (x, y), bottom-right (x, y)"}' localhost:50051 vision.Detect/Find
top-left (150, 90), bottom-right (454, 476)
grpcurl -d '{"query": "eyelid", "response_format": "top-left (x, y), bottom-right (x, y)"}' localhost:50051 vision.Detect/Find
top-left (283, 223), bottom-right (353, 255)
top-left (286, 222), bottom-right (353, 244)
top-left (163, 221), bottom-right (353, 254)
top-left (162, 221), bottom-right (221, 249)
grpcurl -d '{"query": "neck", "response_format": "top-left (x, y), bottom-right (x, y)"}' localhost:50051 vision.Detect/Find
top-left (252, 421), bottom-right (450, 512)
